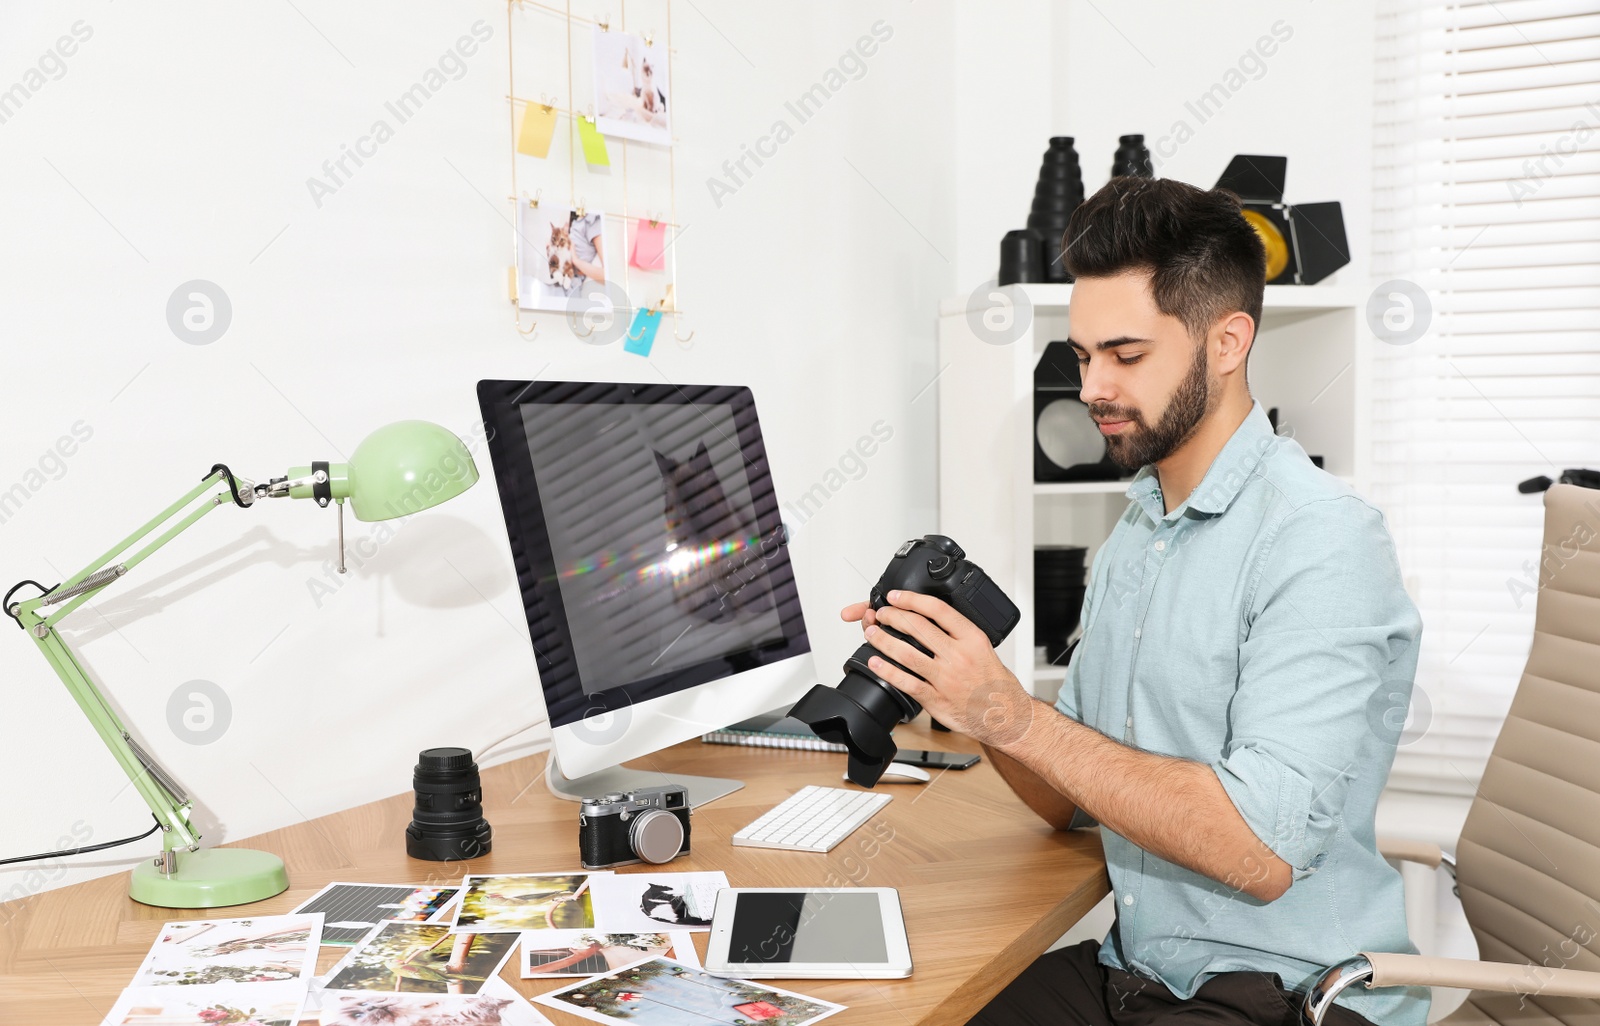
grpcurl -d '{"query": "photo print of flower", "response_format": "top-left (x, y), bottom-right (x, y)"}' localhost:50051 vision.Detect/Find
top-left (102, 983), bottom-right (306, 1026)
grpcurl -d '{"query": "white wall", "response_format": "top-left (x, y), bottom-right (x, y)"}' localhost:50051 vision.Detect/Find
top-left (0, 0), bottom-right (953, 900)
top-left (1047, 0), bottom-right (1375, 286)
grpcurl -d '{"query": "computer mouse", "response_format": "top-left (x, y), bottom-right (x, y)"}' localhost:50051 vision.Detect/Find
top-left (844, 763), bottom-right (931, 784)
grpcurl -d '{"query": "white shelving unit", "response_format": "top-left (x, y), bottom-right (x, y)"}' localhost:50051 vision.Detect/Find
top-left (936, 282), bottom-right (1367, 701)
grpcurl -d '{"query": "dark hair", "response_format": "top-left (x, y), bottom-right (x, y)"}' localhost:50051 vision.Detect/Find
top-left (1063, 176), bottom-right (1265, 343)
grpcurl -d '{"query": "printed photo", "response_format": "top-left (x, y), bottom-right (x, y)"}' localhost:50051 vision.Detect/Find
top-left (291, 882), bottom-right (459, 946)
top-left (592, 28), bottom-right (670, 146)
top-left (103, 983), bottom-right (307, 1026)
top-left (132, 915), bottom-right (323, 989)
top-left (521, 930), bottom-right (698, 978)
top-left (517, 201), bottom-right (607, 312)
top-left (588, 872), bottom-right (727, 933)
top-left (321, 921), bottom-right (517, 995)
top-left (428, 890), bottom-right (463, 923)
top-left (317, 976), bottom-right (552, 1026)
top-left (451, 873), bottom-right (600, 933)
top-left (533, 957), bottom-right (844, 1026)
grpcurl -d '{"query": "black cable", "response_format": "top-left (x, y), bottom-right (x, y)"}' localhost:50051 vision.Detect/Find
top-left (0, 814), bottom-right (163, 867)
top-left (208, 463), bottom-right (250, 508)
top-left (3, 579), bottom-right (57, 630)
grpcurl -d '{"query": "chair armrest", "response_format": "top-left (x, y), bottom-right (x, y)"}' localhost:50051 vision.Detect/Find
top-left (1366, 953), bottom-right (1600, 997)
top-left (1301, 953), bottom-right (1600, 1025)
top-left (1375, 836), bottom-right (1459, 895)
top-left (1376, 836), bottom-right (1442, 868)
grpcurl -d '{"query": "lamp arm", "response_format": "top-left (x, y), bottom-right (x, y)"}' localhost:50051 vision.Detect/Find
top-left (8, 469), bottom-right (249, 854)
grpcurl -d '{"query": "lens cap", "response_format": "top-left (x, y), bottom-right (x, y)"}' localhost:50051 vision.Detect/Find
top-left (630, 810), bottom-right (686, 864)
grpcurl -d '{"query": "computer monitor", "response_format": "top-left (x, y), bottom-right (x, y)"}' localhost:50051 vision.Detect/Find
top-left (477, 380), bottom-right (819, 807)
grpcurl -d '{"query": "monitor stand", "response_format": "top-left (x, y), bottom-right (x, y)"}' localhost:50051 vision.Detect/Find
top-left (544, 748), bottom-right (744, 810)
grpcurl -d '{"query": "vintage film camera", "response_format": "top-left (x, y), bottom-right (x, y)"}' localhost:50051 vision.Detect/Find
top-left (579, 783), bottom-right (692, 869)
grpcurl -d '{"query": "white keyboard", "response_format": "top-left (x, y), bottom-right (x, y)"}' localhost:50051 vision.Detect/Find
top-left (732, 785), bottom-right (892, 853)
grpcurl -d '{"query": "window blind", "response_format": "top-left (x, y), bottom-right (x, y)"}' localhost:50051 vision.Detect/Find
top-left (1371, 0), bottom-right (1600, 795)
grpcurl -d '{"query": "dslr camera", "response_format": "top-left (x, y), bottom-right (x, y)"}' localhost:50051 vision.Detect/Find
top-left (579, 784), bottom-right (692, 869)
top-left (789, 534), bottom-right (1020, 787)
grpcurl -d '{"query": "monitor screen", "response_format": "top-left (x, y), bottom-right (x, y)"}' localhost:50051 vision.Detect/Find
top-left (477, 380), bottom-right (811, 731)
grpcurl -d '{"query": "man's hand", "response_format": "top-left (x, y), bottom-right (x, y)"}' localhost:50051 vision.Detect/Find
top-left (841, 590), bottom-right (1037, 747)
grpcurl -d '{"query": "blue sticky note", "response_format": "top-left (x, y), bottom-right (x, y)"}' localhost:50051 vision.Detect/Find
top-left (624, 308), bottom-right (662, 356)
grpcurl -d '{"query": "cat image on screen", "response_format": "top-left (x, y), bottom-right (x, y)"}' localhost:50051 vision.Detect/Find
top-left (652, 442), bottom-right (774, 623)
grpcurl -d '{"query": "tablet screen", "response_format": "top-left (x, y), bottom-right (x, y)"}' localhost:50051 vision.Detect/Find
top-left (727, 891), bottom-right (889, 964)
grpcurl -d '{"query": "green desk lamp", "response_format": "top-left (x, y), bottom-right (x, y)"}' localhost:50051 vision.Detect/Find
top-left (5, 420), bottom-right (477, 909)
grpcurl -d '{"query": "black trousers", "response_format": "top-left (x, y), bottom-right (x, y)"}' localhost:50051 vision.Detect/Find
top-left (966, 940), bottom-right (1378, 1026)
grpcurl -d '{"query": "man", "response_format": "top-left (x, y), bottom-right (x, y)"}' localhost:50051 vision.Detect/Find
top-left (845, 177), bottom-right (1426, 1025)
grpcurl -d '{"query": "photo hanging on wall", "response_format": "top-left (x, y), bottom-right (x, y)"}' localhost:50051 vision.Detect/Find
top-left (592, 27), bottom-right (671, 147)
top-left (518, 201), bottom-right (610, 313)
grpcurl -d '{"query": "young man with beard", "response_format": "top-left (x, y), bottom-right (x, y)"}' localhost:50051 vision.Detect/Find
top-left (844, 177), bottom-right (1426, 1025)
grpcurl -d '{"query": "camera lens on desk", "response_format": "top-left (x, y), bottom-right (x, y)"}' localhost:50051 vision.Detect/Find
top-left (405, 746), bottom-right (493, 862)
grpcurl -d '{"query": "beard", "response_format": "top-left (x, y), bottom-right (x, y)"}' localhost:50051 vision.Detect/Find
top-left (1090, 342), bottom-right (1214, 472)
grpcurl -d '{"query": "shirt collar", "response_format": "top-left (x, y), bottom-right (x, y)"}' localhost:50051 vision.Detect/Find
top-left (1124, 401), bottom-right (1276, 522)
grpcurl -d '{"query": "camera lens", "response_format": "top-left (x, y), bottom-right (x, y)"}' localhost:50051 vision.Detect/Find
top-left (405, 746), bottom-right (494, 862)
top-left (629, 809), bottom-right (686, 864)
top-left (789, 533), bottom-right (1017, 787)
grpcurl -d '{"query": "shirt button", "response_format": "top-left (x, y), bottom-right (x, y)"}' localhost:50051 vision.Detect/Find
top-left (1133, 627), bottom-right (1142, 639)
top-left (1154, 540), bottom-right (1166, 552)
top-left (1126, 716), bottom-right (1133, 728)
top-left (1123, 894), bottom-right (1135, 906)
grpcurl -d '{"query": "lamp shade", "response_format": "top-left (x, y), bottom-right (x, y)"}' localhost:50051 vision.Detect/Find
top-left (347, 420), bottom-right (478, 522)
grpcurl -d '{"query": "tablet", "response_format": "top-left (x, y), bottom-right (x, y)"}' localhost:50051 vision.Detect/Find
top-left (704, 887), bottom-right (912, 979)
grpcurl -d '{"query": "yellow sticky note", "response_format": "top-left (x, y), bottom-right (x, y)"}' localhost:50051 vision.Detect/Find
top-left (578, 117), bottom-right (610, 167)
top-left (517, 103), bottom-right (557, 158)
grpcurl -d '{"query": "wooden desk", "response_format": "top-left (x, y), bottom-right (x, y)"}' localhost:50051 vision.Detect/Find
top-left (0, 720), bottom-right (1108, 1025)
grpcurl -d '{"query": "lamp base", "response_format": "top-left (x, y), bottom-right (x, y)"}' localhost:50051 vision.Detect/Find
top-left (129, 847), bottom-right (289, 909)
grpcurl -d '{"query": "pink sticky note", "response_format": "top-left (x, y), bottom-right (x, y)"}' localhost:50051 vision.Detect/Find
top-left (630, 218), bottom-right (668, 270)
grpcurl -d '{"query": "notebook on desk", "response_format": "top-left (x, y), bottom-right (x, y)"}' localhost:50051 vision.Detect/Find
top-left (701, 710), bottom-right (848, 753)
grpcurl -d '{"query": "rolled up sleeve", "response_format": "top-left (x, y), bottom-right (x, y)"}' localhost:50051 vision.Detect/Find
top-left (1213, 496), bottom-right (1422, 879)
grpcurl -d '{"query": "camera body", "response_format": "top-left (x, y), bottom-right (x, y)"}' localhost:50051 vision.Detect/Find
top-left (867, 536), bottom-right (1021, 646)
top-left (789, 535), bottom-right (1019, 787)
top-left (579, 784), bottom-right (692, 870)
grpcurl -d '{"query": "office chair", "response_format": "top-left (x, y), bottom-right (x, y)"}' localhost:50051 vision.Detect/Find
top-left (1302, 483), bottom-right (1600, 1024)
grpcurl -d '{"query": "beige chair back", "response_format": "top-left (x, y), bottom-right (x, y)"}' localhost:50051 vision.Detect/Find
top-left (1450, 483), bottom-right (1600, 1022)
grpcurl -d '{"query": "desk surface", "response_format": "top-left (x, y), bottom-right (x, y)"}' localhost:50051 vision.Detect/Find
top-left (0, 720), bottom-right (1108, 1025)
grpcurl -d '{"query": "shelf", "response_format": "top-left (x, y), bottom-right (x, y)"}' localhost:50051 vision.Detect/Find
top-left (1034, 660), bottom-right (1069, 682)
top-left (937, 281), bottom-right (1362, 318)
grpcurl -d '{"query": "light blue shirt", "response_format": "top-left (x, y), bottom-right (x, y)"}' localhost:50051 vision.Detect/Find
top-left (1053, 401), bottom-right (1429, 1026)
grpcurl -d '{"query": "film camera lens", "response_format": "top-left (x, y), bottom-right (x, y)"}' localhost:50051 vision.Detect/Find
top-left (405, 747), bottom-right (494, 862)
top-left (789, 535), bottom-right (1019, 787)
